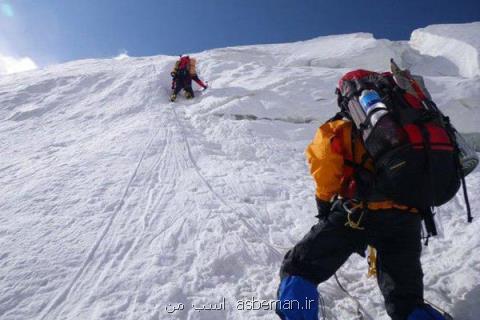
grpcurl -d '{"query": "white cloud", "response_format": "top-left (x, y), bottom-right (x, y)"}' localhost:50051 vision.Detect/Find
top-left (114, 50), bottom-right (129, 61)
top-left (0, 53), bottom-right (37, 75)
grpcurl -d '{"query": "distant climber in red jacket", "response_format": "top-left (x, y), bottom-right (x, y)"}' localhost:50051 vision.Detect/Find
top-left (170, 55), bottom-right (207, 102)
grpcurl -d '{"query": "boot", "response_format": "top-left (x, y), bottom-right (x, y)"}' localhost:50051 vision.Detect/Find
top-left (170, 94), bottom-right (176, 102)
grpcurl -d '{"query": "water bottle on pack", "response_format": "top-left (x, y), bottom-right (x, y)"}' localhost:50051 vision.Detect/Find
top-left (357, 89), bottom-right (405, 158)
top-left (359, 90), bottom-right (388, 127)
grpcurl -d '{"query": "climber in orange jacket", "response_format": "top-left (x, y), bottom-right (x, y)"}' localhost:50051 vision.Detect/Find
top-left (275, 68), bottom-right (454, 320)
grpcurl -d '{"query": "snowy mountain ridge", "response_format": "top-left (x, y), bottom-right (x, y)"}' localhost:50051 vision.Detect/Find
top-left (0, 22), bottom-right (479, 320)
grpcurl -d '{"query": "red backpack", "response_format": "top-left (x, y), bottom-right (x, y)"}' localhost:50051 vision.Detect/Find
top-left (177, 56), bottom-right (191, 77)
top-left (335, 60), bottom-right (467, 214)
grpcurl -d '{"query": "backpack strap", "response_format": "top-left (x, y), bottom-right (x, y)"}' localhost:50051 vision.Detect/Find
top-left (451, 130), bottom-right (473, 223)
top-left (344, 127), bottom-right (375, 202)
top-left (461, 171), bottom-right (473, 222)
top-left (335, 87), bottom-right (351, 114)
top-left (441, 112), bottom-right (473, 223)
top-left (329, 87), bottom-right (352, 123)
top-left (422, 207), bottom-right (437, 245)
top-left (326, 111), bottom-right (349, 123)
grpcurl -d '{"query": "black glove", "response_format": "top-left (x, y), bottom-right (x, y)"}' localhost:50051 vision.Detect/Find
top-left (170, 71), bottom-right (176, 78)
top-left (315, 197), bottom-right (332, 220)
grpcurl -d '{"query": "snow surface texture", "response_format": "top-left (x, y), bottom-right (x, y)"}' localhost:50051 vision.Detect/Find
top-left (1, 22), bottom-right (479, 320)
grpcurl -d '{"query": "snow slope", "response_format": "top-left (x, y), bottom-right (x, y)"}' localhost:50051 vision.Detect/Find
top-left (0, 22), bottom-right (479, 320)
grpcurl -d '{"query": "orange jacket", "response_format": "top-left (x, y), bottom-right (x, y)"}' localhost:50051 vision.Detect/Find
top-left (306, 119), bottom-right (416, 212)
top-left (188, 58), bottom-right (197, 76)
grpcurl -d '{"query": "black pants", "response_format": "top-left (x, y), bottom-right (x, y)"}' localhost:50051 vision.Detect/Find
top-left (280, 208), bottom-right (423, 320)
top-left (173, 76), bottom-right (194, 97)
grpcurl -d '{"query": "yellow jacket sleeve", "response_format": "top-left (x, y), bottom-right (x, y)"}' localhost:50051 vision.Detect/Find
top-left (305, 120), bottom-right (348, 201)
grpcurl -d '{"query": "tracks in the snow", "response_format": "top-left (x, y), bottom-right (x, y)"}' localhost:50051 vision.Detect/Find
top-left (39, 112), bottom-right (172, 320)
top-left (38, 80), bottom-right (286, 319)
top-left (171, 104), bottom-right (283, 259)
top-left (36, 65), bottom-right (179, 319)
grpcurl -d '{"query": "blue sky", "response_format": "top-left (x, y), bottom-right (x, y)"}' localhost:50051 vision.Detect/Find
top-left (0, 0), bottom-right (479, 67)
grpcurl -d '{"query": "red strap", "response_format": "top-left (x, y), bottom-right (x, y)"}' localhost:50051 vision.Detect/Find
top-left (410, 79), bottom-right (427, 100)
top-left (403, 92), bottom-right (423, 109)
